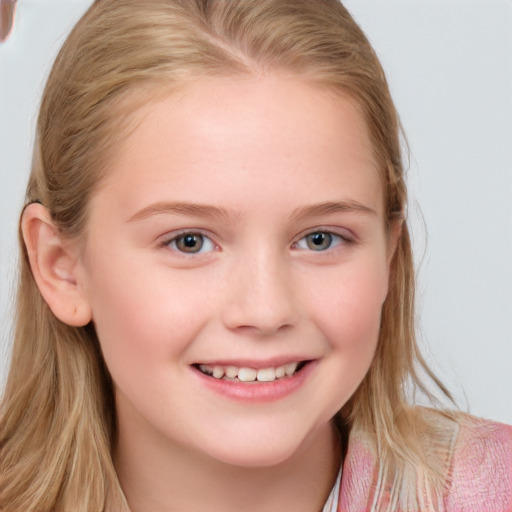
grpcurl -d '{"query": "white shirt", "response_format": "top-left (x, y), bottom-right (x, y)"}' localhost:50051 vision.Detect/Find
top-left (321, 467), bottom-right (342, 512)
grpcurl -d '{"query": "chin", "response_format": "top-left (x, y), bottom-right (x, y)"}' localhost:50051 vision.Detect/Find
top-left (210, 444), bottom-right (301, 469)
top-left (198, 424), bottom-right (320, 469)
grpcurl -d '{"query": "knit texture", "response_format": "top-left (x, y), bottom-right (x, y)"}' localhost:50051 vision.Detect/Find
top-left (338, 414), bottom-right (512, 512)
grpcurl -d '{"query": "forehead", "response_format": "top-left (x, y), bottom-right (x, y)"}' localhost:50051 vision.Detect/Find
top-left (94, 74), bottom-right (383, 219)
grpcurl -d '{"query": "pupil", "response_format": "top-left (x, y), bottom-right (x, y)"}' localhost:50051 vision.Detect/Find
top-left (307, 232), bottom-right (331, 251)
top-left (177, 234), bottom-right (203, 253)
top-left (312, 233), bottom-right (325, 245)
top-left (183, 235), bottom-right (197, 247)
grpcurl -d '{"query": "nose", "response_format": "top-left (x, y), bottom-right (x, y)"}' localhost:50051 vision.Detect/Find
top-left (221, 250), bottom-right (299, 336)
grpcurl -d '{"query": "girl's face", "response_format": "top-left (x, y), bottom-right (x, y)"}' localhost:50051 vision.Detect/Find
top-left (78, 74), bottom-right (394, 467)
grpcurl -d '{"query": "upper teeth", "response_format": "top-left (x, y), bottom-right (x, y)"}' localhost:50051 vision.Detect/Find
top-left (198, 362), bottom-right (299, 382)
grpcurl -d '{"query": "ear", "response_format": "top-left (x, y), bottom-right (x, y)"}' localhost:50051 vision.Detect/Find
top-left (21, 203), bottom-right (92, 327)
top-left (386, 218), bottom-right (403, 268)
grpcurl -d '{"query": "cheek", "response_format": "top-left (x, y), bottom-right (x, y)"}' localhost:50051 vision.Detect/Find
top-left (296, 260), bottom-right (389, 423)
top-left (306, 257), bottom-right (389, 352)
top-left (81, 254), bottom-right (201, 375)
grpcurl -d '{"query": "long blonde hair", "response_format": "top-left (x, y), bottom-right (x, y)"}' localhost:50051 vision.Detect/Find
top-left (1, 1), bottom-right (456, 510)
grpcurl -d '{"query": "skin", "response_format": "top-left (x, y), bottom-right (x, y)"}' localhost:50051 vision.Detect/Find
top-left (23, 73), bottom-right (398, 512)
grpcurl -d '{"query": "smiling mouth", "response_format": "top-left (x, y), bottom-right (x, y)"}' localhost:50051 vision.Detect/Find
top-left (193, 361), bottom-right (310, 383)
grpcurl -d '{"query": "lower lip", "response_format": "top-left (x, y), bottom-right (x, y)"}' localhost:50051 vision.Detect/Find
top-left (191, 361), bottom-right (317, 403)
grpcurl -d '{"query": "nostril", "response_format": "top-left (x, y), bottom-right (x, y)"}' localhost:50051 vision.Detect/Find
top-left (0, 0), bottom-right (17, 43)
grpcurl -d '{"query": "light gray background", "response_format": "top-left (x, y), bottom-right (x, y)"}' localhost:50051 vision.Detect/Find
top-left (1, 0), bottom-right (511, 423)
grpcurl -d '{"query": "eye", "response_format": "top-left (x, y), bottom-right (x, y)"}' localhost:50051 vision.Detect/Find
top-left (165, 232), bottom-right (215, 254)
top-left (295, 231), bottom-right (345, 251)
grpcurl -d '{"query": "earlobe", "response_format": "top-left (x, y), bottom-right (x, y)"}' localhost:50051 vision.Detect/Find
top-left (21, 203), bottom-right (92, 327)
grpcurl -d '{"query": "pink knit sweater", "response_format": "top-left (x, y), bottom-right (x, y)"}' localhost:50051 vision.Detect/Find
top-left (339, 415), bottom-right (512, 511)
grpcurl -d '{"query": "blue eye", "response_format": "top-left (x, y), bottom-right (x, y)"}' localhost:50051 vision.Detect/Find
top-left (296, 231), bottom-right (343, 251)
top-left (167, 233), bottom-right (215, 254)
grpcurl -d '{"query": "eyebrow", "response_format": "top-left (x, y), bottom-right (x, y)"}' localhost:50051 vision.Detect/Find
top-left (290, 200), bottom-right (377, 222)
top-left (127, 199), bottom-right (377, 224)
top-left (127, 201), bottom-right (240, 224)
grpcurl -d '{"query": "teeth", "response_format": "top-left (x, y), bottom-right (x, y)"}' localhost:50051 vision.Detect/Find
top-left (275, 365), bottom-right (286, 378)
top-left (212, 366), bottom-right (224, 379)
top-left (199, 364), bottom-right (213, 376)
top-left (197, 362), bottom-right (303, 382)
top-left (257, 367), bottom-right (276, 382)
top-left (225, 366), bottom-right (238, 379)
top-left (238, 367), bottom-right (257, 382)
top-left (285, 362), bottom-right (298, 376)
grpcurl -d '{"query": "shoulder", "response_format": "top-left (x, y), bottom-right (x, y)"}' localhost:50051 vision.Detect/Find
top-left (445, 413), bottom-right (512, 512)
top-left (338, 410), bottom-right (512, 512)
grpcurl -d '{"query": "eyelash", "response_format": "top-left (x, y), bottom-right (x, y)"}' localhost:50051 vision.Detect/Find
top-left (161, 231), bottom-right (216, 255)
top-left (293, 229), bottom-right (354, 252)
top-left (160, 228), bottom-right (354, 255)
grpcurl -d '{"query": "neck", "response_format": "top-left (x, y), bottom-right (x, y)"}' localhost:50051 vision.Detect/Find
top-left (114, 417), bottom-right (341, 512)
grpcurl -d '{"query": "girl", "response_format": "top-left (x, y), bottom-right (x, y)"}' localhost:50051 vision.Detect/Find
top-left (1, 1), bottom-right (511, 511)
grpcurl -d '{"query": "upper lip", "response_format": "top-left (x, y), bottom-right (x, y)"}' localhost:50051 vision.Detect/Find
top-left (191, 357), bottom-right (315, 369)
